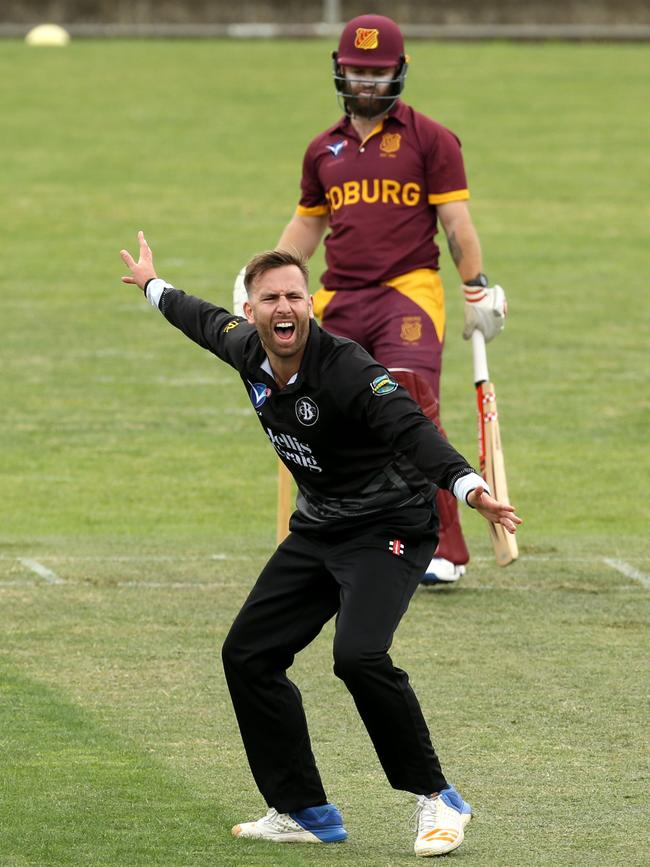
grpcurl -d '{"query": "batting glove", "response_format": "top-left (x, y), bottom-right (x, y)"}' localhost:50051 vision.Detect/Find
top-left (461, 282), bottom-right (507, 342)
top-left (233, 267), bottom-right (247, 317)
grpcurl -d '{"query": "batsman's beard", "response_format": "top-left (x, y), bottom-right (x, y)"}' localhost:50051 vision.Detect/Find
top-left (343, 89), bottom-right (395, 120)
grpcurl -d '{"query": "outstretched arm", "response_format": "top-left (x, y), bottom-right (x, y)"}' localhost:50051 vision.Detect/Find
top-left (121, 230), bottom-right (156, 290)
top-left (119, 231), bottom-right (249, 368)
top-left (467, 485), bottom-right (522, 535)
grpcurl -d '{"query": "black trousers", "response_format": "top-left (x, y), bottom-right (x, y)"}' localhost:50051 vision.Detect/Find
top-left (221, 515), bottom-right (448, 813)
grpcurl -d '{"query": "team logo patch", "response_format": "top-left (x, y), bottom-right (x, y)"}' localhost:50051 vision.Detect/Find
top-left (249, 382), bottom-right (271, 410)
top-left (354, 27), bottom-right (379, 50)
top-left (223, 319), bottom-right (240, 333)
top-left (295, 396), bottom-right (319, 426)
top-left (380, 133), bottom-right (401, 155)
top-left (327, 140), bottom-right (347, 157)
top-left (389, 539), bottom-right (405, 556)
top-left (370, 374), bottom-right (398, 396)
top-left (400, 315), bottom-right (422, 343)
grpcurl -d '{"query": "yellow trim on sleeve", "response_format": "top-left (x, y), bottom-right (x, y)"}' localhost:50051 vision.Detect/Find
top-left (384, 269), bottom-right (446, 342)
top-left (312, 287), bottom-right (337, 320)
top-left (428, 189), bottom-right (470, 205)
top-left (296, 204), bottom-right (330, 217)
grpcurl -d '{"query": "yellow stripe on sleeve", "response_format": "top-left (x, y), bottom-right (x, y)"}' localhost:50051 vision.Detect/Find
top-left (428, 189), bottom-right (470, 205)
top-left (296, 204), bottom-right (330, 217)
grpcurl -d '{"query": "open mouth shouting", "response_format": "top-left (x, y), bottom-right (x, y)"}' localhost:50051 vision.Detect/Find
top-left (274, 321), bottom-right (296, 343)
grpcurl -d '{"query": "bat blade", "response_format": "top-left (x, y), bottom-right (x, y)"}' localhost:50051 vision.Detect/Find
top-left (471, 330), bottom-right (517, 567)
top-left (477, 381), bottom-right (518, 566)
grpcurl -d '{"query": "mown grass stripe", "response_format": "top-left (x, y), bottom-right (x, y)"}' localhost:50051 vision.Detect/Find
top-left (0, 660), bottom-right (310, 866)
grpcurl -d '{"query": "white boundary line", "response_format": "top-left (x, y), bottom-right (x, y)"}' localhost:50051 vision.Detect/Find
top-left (117, 581), bottom-right (243, 589)
top-left (602, 558), bottom-right (650, 589)
top-left (0, 580), bottom-right (40, 587)
top-left (0, 554), bottom-right (255, 562)
top-left (17, 558), bottom-right (65, 585)
top-left (1, 555), bottom-right (648, 591)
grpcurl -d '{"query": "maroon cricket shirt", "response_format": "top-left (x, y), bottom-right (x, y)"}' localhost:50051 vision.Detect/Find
top-left (296, 100), bottom-right (469, 292)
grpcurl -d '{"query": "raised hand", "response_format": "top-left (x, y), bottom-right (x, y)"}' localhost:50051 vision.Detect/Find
top-left (120, 230), bottom-right (157, 291)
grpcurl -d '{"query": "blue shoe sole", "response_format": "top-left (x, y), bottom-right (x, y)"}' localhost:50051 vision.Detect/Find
top-left (311, 827), bottom-right (348, 843)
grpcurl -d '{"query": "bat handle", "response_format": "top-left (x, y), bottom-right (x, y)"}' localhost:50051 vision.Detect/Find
top-left (471, 329), bottom-right (490, 385)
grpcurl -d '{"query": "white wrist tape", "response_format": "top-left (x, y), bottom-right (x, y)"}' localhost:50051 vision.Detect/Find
top-left (145, 277), bottom-right (173, 309)
top-left (453, 472), bottom-right (490, 505)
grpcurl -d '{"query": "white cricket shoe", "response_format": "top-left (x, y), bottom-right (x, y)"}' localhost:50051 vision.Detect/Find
top-left (420, 557), bottom-right (466, 586)
top-left (413, 786), bottom-right (471, 857)
top-left (232, 803), bottom-right (348, 844)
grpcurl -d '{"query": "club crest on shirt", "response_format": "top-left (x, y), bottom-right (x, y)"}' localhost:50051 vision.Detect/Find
top-left (354, 27), bottom-right (379, 50)
top-left (370, 374), bottom-right (398, 396)
top-left (327, 140), bottom-right (347, 158)
top-left (400, 316), bottom-right (422, 343)
top-left (380, 133), bottom-right (401, 156)
top-left (249, 382), bottom-right (271, 410)
top-left (295, 396), bottom-right (319, 426)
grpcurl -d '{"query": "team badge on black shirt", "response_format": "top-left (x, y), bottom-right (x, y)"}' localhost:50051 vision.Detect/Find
top-left (295, 397), bottom-right (319, 426)
top-left (370, 374), bottom-right (398, 396)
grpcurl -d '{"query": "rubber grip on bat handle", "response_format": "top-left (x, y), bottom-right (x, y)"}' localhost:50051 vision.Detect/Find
top-left (471, 329), bottom-right (490, 386)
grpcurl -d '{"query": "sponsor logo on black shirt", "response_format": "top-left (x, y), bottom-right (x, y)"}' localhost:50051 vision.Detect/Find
top-left (266, 427), bottom-right (322, 473)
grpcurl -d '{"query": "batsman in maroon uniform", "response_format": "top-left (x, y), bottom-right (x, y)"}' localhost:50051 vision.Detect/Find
top-left (235, 14), bottom-right (508, 584)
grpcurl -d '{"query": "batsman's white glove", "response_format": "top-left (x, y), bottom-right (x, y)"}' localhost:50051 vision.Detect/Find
top-left (233, 267), bottom-right (247, 317)
top-left (461, 282), bottom-right (507, 342)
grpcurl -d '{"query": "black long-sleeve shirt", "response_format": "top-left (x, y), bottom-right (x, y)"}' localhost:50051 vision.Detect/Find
top-left (147, 280), bottom-right (478, 530)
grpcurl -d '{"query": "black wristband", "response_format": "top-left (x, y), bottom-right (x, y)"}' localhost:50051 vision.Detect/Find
top-left (464, 273), bottom-right (489, 288)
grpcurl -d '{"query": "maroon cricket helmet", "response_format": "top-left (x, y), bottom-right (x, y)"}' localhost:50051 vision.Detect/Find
top-left (332, 15), bottom-right (409, 118)
top-left (335, 14), bottom-right (406, 68)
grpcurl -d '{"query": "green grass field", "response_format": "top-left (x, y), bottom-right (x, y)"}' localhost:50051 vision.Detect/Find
top-left (1, 38), bottom-right (649, 865)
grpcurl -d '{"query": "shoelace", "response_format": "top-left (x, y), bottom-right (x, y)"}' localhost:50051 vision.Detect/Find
top-left (262, 808), bottom-right (279, 825)
top-left (261, 808), bottom-right (301, 832)
top-left (410, 795), bottom-right (438, 833)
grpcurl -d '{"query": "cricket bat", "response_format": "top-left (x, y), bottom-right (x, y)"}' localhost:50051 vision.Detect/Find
top-left (471, 330), bottom-right (518, 566)
top-left (276, 460), bottom-right (292, 544)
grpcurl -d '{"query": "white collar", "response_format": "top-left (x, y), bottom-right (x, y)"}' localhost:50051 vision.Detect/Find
top-left (261, 356), bottom-right (298, 385)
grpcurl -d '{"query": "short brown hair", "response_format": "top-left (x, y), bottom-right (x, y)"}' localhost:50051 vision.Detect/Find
top-left (243, 248), bottom-right (309, 294)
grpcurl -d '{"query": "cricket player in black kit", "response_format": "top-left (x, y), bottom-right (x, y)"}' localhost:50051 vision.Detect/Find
top-left (120, 232), bottom-right (521, 857)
